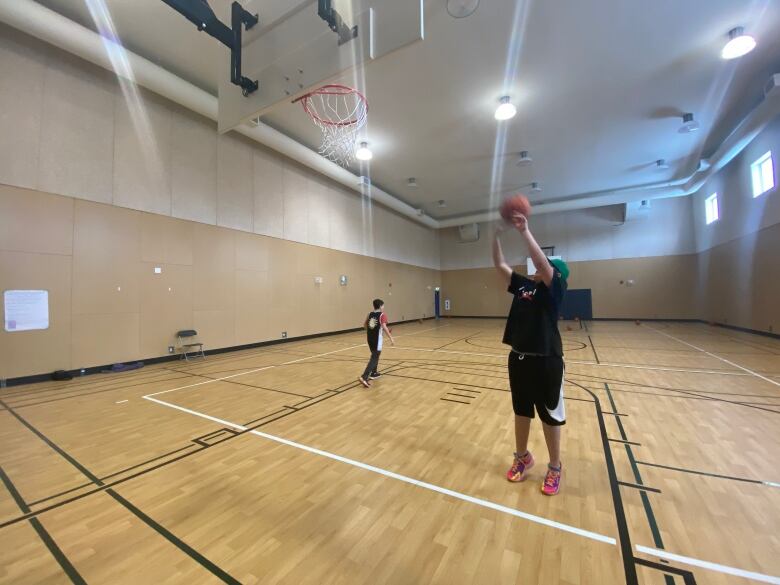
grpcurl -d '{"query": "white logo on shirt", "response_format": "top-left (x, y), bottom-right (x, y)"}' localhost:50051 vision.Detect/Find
top-left (368, 317), bottom-right (378, 330)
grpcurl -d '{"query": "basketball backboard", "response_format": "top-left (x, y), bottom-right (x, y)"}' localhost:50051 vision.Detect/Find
top-left (217, 0), bottom-right (424, 133)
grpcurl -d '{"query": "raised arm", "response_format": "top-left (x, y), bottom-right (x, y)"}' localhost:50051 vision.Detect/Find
top-left (492, 225), bottom-right (513, 286)
top-left (513, 214), bottom-right (553, 287)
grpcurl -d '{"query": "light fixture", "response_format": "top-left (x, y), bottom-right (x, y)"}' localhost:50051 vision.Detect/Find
top-left (679, 113), bottom-right (700, 134)
top-left (531, 182), bottom-right (542, 192)
top-left (437, 199), bottom-right (447, 208)
top-left (407, 177), bottom-right (418, 188)
top-left (721, 27), bottom-right (756, 60)
top-left (494, 96), bottom-right (517, 121)
top-left (447, 0), bottom-right (480, 18)
top-left (355, 141), bottom-right (373, 160)
top-left (656, 159), bottom-right (669, 170)
top-left (516, 150), bottom-right (532, 165)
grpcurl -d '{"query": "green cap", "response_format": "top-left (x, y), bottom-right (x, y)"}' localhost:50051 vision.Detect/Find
top-left (549, 258), bottom-right (570, 281)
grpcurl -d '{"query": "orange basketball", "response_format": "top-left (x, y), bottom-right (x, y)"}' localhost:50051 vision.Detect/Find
top-left (500, 194), bottom-right (532, 221)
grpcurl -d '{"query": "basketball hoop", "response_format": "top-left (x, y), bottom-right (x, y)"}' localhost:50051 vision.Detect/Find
top-left (293, 84), bottom-right (368, 165)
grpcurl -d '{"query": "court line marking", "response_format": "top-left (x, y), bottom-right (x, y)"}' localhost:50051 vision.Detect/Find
top-left (145, 325), bottom-right (448, 398)
top-left (389, 347), bottom-right (751, 376)
top-left (115, 400), bottom-right (128, 404)
top-left (142, 394), bottom-right (616, 545)
top-left (643, 325), bottom-right (780, 387)
top-left (636, 545), bottom-right (780, 584)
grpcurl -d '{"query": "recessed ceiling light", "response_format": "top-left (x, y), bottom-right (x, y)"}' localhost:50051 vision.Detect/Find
top-left (679, 113), bottom-right (700, 134)
top-left (447, 0), bottom-right (480, 18)
top-left (721, 27), bottom-right (756, 60)
top-left (516, 151), bottom-right (532, 165)
top-left (355, 141), bottom-right (373, 160)
top-left (407, 177), bottom-right (418, 188)
top-left (656, 159), bottom-right (670, 169)
top-left (530, 182), bottom-right (542, 192)
top-left (494, 96), bottom-right (517, 121)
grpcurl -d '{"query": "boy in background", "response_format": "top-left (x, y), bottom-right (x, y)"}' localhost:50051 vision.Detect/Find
top-left (359, 298), bottom-right (394, 388)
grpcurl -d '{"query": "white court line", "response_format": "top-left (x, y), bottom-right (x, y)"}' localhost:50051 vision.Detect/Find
top-left (569, 360), bottom-right (749, 376)
top-left (115, 400), bottom-right (128, 404)
top-left (636, 545), bottom-right (780, 584)
top-left (145, 324), bottom-right (448, 398)
top-left (390, 346), bottom-right (751, 376)
top-left (644, 325), bottom-right (780, 387)
top-left (142, 394), bottom-right (615, 545)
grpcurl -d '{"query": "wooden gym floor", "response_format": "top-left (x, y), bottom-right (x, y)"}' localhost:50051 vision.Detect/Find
top-left (1, 319), bottom-right (779, 585)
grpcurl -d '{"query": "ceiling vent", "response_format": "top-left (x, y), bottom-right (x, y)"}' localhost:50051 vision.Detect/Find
top-left (457, 223), bottom-right (480, 243)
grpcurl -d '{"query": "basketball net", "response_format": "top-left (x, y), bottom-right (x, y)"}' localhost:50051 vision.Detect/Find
top-left (294, 84), bottom-right (368, 166)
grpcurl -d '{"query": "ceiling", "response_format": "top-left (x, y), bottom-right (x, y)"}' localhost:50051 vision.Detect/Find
top-left (37, 0), bottom-right (780, 220)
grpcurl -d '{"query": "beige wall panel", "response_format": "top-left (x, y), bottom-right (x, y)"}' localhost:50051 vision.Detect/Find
top-left (193, 309), bottom-right (235, 350)
top-left (170, 107), bottom-right (217, 225)
top-left (38, 53), bottom-right (115, 203)
top-left (0, 26), bottom-right (44, 190)
top-left (698, 223), bottom-right (779, 334)
top-left (235, 269), bottom-right (270, 345)
top-left (252, 147), bottom-right (284, 239)
top-left (0, 186), bottom-right (74, 255)
top-left (441, 255), bottom-right (698, 319)
top-left (282, 163), bottom-right (309, 244)
top-left (216, 133), bottom-right (254, 232)
top-left (307, 175), bottom-right (332, 248)
top-left (191, 223), bottom-right (235, 311)
top-left (113, 91), bottom-right (172, 215)
top-left (139, 262), bottom-right (194, 358)
top-left (140, 212), bottom-right (194, 266)
top-left (234, 231), bottom-right (270, 272)
top-left (0, 251), bottom-right (72, 379)
top-left (71, 312), bottom-right (140, 368)
top-left (71, 202), bottom-right (141, 316)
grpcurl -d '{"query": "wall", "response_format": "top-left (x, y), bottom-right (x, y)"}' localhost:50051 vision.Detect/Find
top-left (441, 255), bottom-right (697, 319)
top-left (0, 185), bottom-right (440, 379)
top-left (692, 114), bottom-right (780, 333)
top-left (0, 24), bottom-right (440, 271)
top-left (439, 197), bottom-right (698, 319)
top-left (439, 197), bottom-right (696, 271)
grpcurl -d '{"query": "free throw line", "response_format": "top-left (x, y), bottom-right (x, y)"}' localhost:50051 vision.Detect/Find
top-left (142, 394), bottom-right (616, 545)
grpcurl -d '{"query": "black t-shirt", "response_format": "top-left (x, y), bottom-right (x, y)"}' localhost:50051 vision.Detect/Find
top-left (502, 270), bottom-right (567, 356)
top-left (366, 311), bottom-right (383, 349)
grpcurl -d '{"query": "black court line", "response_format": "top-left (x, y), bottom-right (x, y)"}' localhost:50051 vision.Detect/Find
top-left (618, 481), bottom-right (662, 494)
top-left (445, 392), bottom-right (477, 400)
top-left (635, 461), bottom-right (764, 485)
top-left (589, 335), bottom-right (601, 364)
top-left (601, 411), bottom-right (629, 417)
top-left (106, 489), bottom-right (240, 584)
top-left (608, 438), bottom-right (642, 447)
top-left (440, 397), bottom-right (471, 404)
top-left (565, 381), bottom-right (638, 585)
top-left (435, 332), bottom-right (480, 351)
top-left (0, 400), bottom-right (247, 583)
top-left (0, 467), bottom-right (86, 584)
top-left (600, 384), bottom-right (675, 585)
top-left (634, 557), bottom-right (697, 585)
top-left (452, 387), bottom-right (481, 393)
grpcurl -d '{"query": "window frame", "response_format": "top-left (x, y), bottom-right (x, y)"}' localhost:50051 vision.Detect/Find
top-left (705, 192), bottom-right (719, 225)
top-left (751, 150), bottom-right (775, 198)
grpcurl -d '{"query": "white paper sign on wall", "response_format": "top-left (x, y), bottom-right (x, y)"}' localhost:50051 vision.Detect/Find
top-left (4, 290), bottom-right (49, 332)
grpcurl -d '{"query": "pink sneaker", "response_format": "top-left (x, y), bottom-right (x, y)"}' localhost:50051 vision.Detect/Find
top-left (506, 451), bottom-right (534, 482)
top-left (541, 464), bottom-right (562, 495)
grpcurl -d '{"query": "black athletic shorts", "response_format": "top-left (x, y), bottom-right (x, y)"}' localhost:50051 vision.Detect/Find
top-left (507, 352), bottom-right (566, 426)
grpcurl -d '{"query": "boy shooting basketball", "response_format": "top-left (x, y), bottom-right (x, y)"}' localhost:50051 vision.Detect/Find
top-left (492, 212), bottom-right (569, 495)
top-left (359, 299), bottom-right (394, 388)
